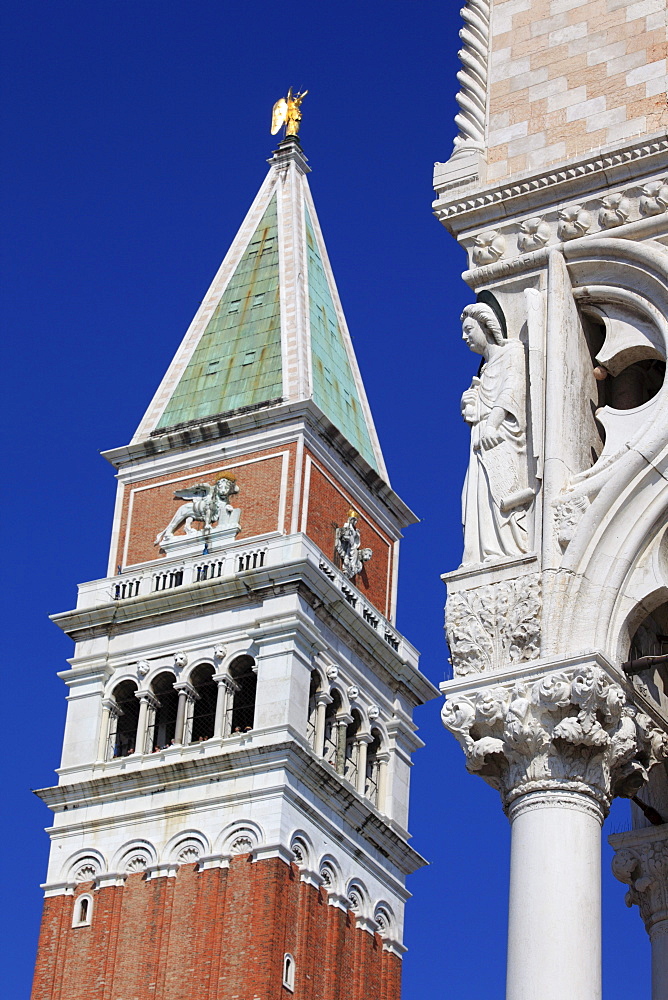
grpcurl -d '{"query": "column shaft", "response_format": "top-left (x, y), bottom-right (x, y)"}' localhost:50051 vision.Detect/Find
top-left (506, 791), bottom-right (603, 1000)
top-left (650, 920), bottom-right (668, 1000)
top-left (174, 690), bottom-right (189, 744)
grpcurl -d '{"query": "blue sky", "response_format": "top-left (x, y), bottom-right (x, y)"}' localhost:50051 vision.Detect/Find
top-left (2, 1), bottom-right (649, 995)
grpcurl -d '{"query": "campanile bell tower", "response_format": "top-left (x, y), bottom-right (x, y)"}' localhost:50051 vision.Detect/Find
top-left (31, 128), bottom-right (437, 1000)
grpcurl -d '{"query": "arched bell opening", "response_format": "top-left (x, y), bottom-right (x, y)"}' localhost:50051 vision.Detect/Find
top-left (109, 680), bottom-right (139, 759)
top-left (344, 710), bottom-right (362, 784)
top-left (227, 655), bottom-right (256, 734)
top-left (189, 664), bottom-right (217, 743)
top-left (323, 689), bottom-right (342, 769)
top-left (306, 670), bottom-right (321, 749)
top-left (148, 672), bottom-right (179, 751)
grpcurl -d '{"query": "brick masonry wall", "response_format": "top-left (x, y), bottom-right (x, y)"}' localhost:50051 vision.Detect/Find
top-left (486, 0), bottom-right (667, 181)
top-left (117, 445), bottom-right (297, 568)
top-left (31, 856), bottom-right (401, 1000)
top-left (304, 456), bottom-right (393, 619)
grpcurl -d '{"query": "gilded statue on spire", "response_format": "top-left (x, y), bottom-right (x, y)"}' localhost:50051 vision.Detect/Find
top-left (271, 88), bottom-right (308, 138)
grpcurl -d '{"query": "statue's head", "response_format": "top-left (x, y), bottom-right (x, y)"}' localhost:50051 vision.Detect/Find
top-left (215, 475), bottom-right (239, 499)
top-left (461, 303), bottom-right (505, 355)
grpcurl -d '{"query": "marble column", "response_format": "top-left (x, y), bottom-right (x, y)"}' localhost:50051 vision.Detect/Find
top-left (174, 682), bottom-right (197, 744)
top-left (97, 699), bottom-right (119, 762)
top-left (314, 692), bottom-right (332, 758)
top-left (135, 691), bottom-right (158, 755)
top-left (442, 662), bottom-right (668, 1000)
top-left (610, 824), bottom-right (668, 1000)
top-left (355, 733), bottom-right (373, 797)
top-left (213, 675), bottom-right (238, 738)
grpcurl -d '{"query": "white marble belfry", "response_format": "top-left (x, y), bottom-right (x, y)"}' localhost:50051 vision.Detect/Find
top-left (436, 4), bottom-right (668, 996)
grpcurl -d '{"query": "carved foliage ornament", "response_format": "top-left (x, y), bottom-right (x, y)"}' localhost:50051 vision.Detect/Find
top-left (612, 833), bottom-right (668, 932)
top-left (442, 665), bottom-right (668, 809)
top-left (446, 574), bottom-right (541, 676)
top-left (517, 217), bottom-right (551, 253)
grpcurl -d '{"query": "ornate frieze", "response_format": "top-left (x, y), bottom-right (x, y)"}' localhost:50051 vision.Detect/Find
top-left (611, 826), bottom-right (668, 935)
top-left (441, 664), bottom-right (668, 810)
top-left (446, 574), bottom-right (541, 676)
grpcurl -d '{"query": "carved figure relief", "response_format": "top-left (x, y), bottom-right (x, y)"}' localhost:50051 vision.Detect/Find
top-left (552, 493), bottom-right (590, 550)
top-left (335, 511), bottom-right (372, 580)
top-left (460, 303), bottom-right (533, 566)
top-left (446, 574), bottom-right (541, 675)
top-left (155, 475), bottom-right (240, 547)
top-left (442, 664), bottom-right (668, 810)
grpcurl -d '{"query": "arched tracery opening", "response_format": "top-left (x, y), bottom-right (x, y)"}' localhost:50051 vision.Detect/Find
top-left (227, 655), bottom-right (257, 734)
top-left (627, 603), bottom-right (668, 719)
top-left (108, 679), bottom-right (139, 759)
top-left (189, 664), bottom-right (217, 742)
top-left (148, 672), bottom-right (179, 750)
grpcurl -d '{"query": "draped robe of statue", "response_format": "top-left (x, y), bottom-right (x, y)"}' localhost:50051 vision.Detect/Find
top-left (461, 339), bottom-right (529, 564)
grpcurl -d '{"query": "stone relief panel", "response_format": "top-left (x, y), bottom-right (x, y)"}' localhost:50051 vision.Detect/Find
top-left (446, 574), bottom-right (541, 676)
top-left (459, 303), bottom-right (534, 566)
top-left (442, 664), bottom-right (668, 811)
top-left (155, 475), bottom-right (241, 551)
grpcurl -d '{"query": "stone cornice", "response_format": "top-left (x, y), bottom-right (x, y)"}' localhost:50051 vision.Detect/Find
top-left (433, 132), bottom-right (668, 236)
top-left (34, 734), bottom-right (426, 878)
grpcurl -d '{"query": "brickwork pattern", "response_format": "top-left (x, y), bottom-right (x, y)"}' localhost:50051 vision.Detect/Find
top-left (117, 446), bottom-right (296, 568)
top-left (31, 857), bottom-right (401, 1000)
top-left (487, 0), bottom-right (667, 181)
top-left (305, 457), bottom-right (393, 618)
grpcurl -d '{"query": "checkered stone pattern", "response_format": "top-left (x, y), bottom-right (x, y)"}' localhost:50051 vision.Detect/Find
top-left (486, 0), bottom-right (667, 182)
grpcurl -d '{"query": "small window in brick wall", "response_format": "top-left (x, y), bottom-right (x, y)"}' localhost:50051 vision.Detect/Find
top-left (72, 894), bottom-right (93, 928)
top-left (283, 953), bottom-right (295, 992)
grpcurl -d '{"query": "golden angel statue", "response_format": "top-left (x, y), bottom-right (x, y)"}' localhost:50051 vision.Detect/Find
top-left (271, 88), bottom-right (308, 138)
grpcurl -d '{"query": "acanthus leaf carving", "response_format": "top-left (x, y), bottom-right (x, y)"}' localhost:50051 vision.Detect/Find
top-left (611, 830), bottom-right (668, 933)
top-left (442, 664), bottom-right (668, 811)
top-left (446, 574), bottom-right (541, 676)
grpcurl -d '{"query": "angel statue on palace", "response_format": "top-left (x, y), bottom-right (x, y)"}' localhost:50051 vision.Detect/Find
top-left (155, 475), bottom-right (240, 547)
top-left (460, 302), bottom-right (533, 566)
top-left (335, 510), bottom-right (372, 580)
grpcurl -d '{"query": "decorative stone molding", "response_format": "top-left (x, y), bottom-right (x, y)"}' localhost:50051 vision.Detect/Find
top-left (517, 217), bottom-right (551, 253)
top-left (71, 857), bottom-right (101, 883)
top-left (434, 134), bottom-right (668, 225)
top-left (599, 192), bottom-right (631, 229)
top-left (441, 664), bottom-right (668, 810)
top-left (640, 180), bottom-right (668, 217)
top-left (557, 205), bottom-right (592, 241)
top-left (445, 574), bottom-right (541, 676)
top-left (173, 651), bottom-right (188, 672)
top-left (553, 493), bottom-right (590, 550)
top-left (610, 825), bottom-right (668, 935)
top-left (472, 230), bottom-right (505, 266)
top-left (453, 0), bottom-right (490, 151)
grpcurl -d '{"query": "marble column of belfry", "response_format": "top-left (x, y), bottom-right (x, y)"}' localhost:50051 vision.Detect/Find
top-left (436, 0), bottom-right (668, 995)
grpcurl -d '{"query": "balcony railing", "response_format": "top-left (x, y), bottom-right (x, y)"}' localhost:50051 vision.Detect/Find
top-left (77, 534), bottom-right (410, 663)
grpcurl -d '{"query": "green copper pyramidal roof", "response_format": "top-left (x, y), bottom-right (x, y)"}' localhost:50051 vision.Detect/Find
top-left (157, 196), bottom-right (282, 428)
top-left (138, 140), bottom-right (385, 477)
top-left (305, 208), bottom-right (376, 469)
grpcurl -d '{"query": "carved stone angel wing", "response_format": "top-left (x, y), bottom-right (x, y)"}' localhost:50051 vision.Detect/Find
top-left (173, 484), bottom-right (212, 501)
top-left (271, 98), bottom-right (288, 135)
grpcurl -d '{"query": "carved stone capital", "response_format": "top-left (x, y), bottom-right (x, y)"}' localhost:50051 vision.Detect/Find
top-left (174, 681), bottom-right (198, 702)
top-left (446, 573), bottom-right (541, 676)
top-left (442, 663), bottom-right (667, 812)
top-left (610, 825), bottom-right (668, 936)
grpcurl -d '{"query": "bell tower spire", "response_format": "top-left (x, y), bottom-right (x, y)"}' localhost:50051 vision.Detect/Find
top-left (31, 126), bottom-right (437, 1000)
